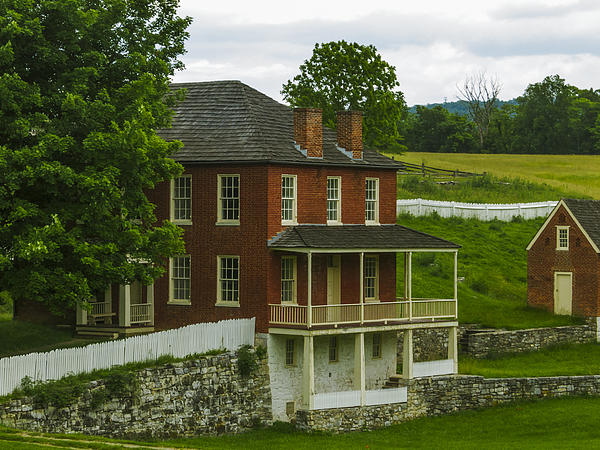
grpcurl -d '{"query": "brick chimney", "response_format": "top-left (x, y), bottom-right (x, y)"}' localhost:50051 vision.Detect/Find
top-left (337, 110), bottom-right (363, 160)
top-left (294, 108), bottom-right (323, 158)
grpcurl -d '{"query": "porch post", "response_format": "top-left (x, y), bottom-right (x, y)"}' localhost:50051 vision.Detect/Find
top-left (302, 335), bottom-right (315, 410)
top-left (360, 252), bottom-right (364, 324)
top-left (147, 283), bottom-right (155, 326)
top-left (403, 329), bottom-right (414, 379)
top-left (307, 251), bottom-right (312, 329)
top-left (76, 304), bottom-right (88, 326)
top-left (448, 326), bottom-right (458, 374)
top-left (119, 284), bottom-right (131, 327)
top-left (354, 333), bottom-right (366, 406)
top-left (104, 288), bottom-right (112, 325)
top-left (407, 252), bottom-right (412, 320)
top-left (453, 251), bottom-right (458, 318)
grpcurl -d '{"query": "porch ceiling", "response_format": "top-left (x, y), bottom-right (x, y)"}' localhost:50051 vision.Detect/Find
top-left (267, 224), bottom-right (460, 253)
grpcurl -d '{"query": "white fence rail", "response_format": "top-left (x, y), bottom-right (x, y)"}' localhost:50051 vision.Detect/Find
top-left (413, 359), bottom-right (455, 378)
top-left (0, 318), bottom-right (255, 396)
top-left (397, 199), bottom-right (557, 221)
top-left (312, 387), bottom-right (408, 410)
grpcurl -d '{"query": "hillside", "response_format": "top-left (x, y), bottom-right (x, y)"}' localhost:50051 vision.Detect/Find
top-left (408, 99), bottom-right (517, 115)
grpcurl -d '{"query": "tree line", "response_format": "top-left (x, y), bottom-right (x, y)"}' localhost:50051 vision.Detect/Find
top-left (407, 74), bottom-right (600, 154)
top-left (283, 42), bottom-right (600, 155)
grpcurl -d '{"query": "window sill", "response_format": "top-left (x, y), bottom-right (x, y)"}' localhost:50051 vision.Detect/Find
top-left (172, 220), bottom-right (193, 226)
top-left (556, 248), bottom-right (569, 251)
top-left (215, 301), bottom-right (240, 308)
top-left (365, 298), bottom-right (380, 303)
top-left (280, 301), bottom-right (298, 306)
top-left (327, 221), bottom-right (343, 226)
top-left (365, 221), bottom-right (380, 226)
top-left (282, 221), bottom-right (298, 226)
top-left (216, 220), bottom-right (240, 226)
top-left (167, 300), bottom-right (191, 306)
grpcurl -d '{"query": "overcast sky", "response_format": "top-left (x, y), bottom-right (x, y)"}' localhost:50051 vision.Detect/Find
top-left (173, 0), bottom-right (600, 106)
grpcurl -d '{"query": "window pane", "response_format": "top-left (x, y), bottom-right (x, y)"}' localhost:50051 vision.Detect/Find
top-left (281, 257), bottom-right (295, 302)
top-left (282, 176), bottom-right (296, 222)
top-left (219, 256), bottom-right (239, 302)
top-left (172, 255), bottom-right (191, 300)
top-left (365, 179), bottom-right (378, 222)
top-left (173, 177), bottom-right (191, 221)
top-left (219, 176), bottom-right (240, 221)
top-left (365, 256), bottom-right (378, 299)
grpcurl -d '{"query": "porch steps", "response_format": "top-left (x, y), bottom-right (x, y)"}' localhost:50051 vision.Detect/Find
top-left (76, 329), bottom-right (119, 339)
top-left (383, 374), bottom-right (406, 389)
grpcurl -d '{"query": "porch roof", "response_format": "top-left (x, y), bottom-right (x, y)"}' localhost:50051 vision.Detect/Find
top-left (267, 224), bottom-right (460, 252)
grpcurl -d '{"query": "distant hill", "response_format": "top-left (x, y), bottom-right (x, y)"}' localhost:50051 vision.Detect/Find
top-left (408, 99), bottom-right (518, 116)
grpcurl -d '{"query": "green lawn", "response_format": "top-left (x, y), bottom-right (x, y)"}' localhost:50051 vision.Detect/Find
top-left (460, 343), bottom-right (600, 378)
top-left (397, 213), bottom-right (581, 329)
top-left (399, 152), bottom-right (600, 199)
top-left (3, 397), bottom-right (600, 448)
top-left (0, 316), bottom-right (99, 358)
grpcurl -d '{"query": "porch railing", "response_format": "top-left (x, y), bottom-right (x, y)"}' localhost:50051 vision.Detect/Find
top-left (90, 301), bottom-right (112, 318)
top-left (269, 298), bottom-right (456, 327)
top-left (130, 303), bottom-right (153, 324)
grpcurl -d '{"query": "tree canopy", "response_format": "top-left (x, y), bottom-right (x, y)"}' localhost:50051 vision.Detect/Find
top-left (282, 41), bottom-right (407, 150)
top-left (0, 0), bottom-right (191, 314)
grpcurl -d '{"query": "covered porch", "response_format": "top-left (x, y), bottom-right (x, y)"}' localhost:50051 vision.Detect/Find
top-left (75, 281), bottom-right (154, 337)
top-left (268, 224), bottom-right (460, 329)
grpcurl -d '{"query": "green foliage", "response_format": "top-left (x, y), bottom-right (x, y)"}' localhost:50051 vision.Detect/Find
top-left (405, 105), bottom-right (478, 153)
top-left (396, 173), bottom-right (571, 204)
top-left (18, 375), bottom-right (85, 409)
top-left (282, 40), bottom-right (407, 150)
top-left (397, 214), bottom-right (582, 329)
top-left (237, 345), bottom-right (258, 378)
top-left (255, 345), bottom-right (267, 360)
top-left (460, 343), bottom-right (600, 377)
top-left (0, 0), bottom-right (191, 315)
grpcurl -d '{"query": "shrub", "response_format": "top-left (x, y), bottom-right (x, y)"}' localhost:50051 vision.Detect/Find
top-left (237, 345), bottom-right (258, 378)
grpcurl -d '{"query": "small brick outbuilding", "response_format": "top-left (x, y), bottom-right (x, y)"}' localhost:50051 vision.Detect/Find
top-left (527, 199), bottom-right (600, 317)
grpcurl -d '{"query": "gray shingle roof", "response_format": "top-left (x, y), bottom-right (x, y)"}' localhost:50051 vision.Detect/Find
top-left (563, 199), bottom-right (600, 249)
top-left (158, 80), bottom-right (402, 169)
top-left (268, 225), bottom-right (460, 250)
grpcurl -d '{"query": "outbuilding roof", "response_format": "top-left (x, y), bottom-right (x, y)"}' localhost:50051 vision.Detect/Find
top-left (268, 225), bottom-right (460, 251)
top-left (158, 80), bottom-right (402, 169)
top-left (526, 198), bottom-right (600, 252)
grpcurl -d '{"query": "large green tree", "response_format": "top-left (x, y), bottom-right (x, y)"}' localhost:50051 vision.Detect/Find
top-left (0, 0), bottom-right (191, 314)
top-left (282, 41), bottom-right (407, 150)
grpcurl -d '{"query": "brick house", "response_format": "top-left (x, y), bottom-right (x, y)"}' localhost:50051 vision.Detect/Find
top-left (69, 80), bottom-right (460, 420)
top-left (527, 198), bottom-right (600, 317)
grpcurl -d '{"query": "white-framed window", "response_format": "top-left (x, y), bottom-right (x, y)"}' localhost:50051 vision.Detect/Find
top-left (281, 174), bottom-right (297, 224)
top-left (364, 255), bottom-right (379, 300)
top-left (557, 226), bottom-right (569, 250)
top-left (169, 255), bottom-right (191, 304)
top-left (328, 336), bottom-right (338, 362)
top-left (281, 256), bottom-right (297, 303)
top-left (327, 176), bottom-right (341, 224)
top-left (217, 175), bottom-right (240, 224)
top-left (217, 256), bottom-right (239, 305)
top-left (171, 175), bottom-right (192, 223)
top-left (372, 333), bottom-right (382, 359)
top-left (365, 178), bottom-right (379, 224)
top-left (285, 338), bottom-right (295, 366)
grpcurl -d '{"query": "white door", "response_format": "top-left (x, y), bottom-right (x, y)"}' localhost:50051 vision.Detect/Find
top-left (327, 255), bottom-right (341, 322)
top-left (554, 272), bottom-right (572, 315)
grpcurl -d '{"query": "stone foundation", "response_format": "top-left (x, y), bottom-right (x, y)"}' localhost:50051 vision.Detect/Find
top-left (0, 351), bottom-right (272, 438)
top-left (297, 374), bottom-right (600, 432)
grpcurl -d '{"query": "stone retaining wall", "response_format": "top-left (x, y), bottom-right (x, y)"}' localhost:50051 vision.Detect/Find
top-left (0, 351), bottom-right (272, 439)
top-left (462, 322), bottom-right (596, 358)
top-left (399, 321), bottom-right (597, 362)
top-left (297, 374), bottom-right (600, 432)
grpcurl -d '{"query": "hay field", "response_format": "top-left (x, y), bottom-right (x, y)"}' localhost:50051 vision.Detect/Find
top-left (399, 152), bottom-right (600, 199)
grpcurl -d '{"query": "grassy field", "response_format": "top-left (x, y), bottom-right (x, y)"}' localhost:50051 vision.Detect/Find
top-left (399, 152), bottom-right (600, 199)
top-left (460, 343), bottom-right (600, 377)
top-left (397, 213), bottom-right (581, 329)
top-left (3, 397), bottom-right (600, 448)
top-left (396, 173), bottom-right (577, 203)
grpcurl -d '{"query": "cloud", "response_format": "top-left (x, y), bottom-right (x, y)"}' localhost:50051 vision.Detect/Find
top-left (174, 6), bottom-right (600, 104)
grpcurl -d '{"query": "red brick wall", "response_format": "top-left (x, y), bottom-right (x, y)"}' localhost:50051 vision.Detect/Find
top-left (149, 163), bottom-right (398, 333)
top-left (527, 204), bottom-right (600, 317)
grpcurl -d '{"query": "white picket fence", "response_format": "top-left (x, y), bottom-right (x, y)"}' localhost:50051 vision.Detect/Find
top-left (397, 198), bottom-right (558, 221)
top-left (0, 318), bottom-right (255, 396)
